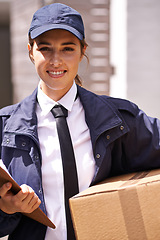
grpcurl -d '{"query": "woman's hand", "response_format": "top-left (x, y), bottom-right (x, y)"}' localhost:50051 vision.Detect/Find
top-left (0, 182), bottom-right (41, 214)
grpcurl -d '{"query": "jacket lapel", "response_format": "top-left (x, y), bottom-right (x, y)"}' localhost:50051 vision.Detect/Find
top-left (77, 86), bottom-right (129, 184)
top-left (77, 86), bottom-right (123, 145)
top-left (3, 89), bottom-right (39, 143)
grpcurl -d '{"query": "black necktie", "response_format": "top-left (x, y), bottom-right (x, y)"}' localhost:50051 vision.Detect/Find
top-left (51, 104), bottom-right (79, 240)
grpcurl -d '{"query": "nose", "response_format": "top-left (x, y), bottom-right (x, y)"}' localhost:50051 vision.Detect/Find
top-left (49, 50), bottom-right (62, 67)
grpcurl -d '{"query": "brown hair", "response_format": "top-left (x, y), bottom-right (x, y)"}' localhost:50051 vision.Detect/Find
top-left (75, 38), bottom-right (88, 86)
top-left (28, 34), bottom-right (88, 86)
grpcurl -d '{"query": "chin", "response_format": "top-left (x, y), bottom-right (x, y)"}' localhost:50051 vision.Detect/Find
top-left (46, 82), bottom-right (67, 91)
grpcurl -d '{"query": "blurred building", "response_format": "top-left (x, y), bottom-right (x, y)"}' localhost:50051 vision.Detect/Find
top-left (0, 0), bottom-right (160, 118)
top-left (0, 0), bottom-right (12, 108)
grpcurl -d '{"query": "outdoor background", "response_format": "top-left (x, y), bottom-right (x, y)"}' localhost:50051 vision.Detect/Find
top-left (1, 0), bottom-right (160, 239)
top-left (1, 0), bottom-right (160, 118)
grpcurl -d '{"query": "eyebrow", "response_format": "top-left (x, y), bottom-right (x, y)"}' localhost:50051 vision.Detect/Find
top-left (62, 42), bottom-right (77, 46)
top-left (37, 41), bottom-right (77, 46)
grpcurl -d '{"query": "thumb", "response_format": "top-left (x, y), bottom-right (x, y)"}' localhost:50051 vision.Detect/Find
top-left (0, 182), bottom-right (12, 198)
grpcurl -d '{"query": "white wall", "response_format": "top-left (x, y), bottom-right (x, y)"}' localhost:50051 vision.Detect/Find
top-left (110, 0), bottom-right (127, 99)
top-left (110, 0), bottom-right (160, 119)
top-left (127, 0), bottom-right (160, 118)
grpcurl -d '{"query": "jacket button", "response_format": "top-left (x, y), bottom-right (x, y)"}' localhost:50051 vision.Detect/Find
top-left (106, 135), bottom-right (110, 140)
top-left (21, 142), bottom-right (26, 147)
top-left (120, 125), bottom-right (124, 131)
top-left (39, 189), bottom-right (42, 194)
top-left (96, 154), bottom-right (101, 159)
top-left (35, 155), bottom-right (39, 160)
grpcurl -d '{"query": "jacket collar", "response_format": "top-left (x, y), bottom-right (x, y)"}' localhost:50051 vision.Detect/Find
top-left (77, 85), bottom-right (124, 144)
top-left (3, 89), bottom-right (39, 142)
top-left (3, 86), bottom-right (126, 142)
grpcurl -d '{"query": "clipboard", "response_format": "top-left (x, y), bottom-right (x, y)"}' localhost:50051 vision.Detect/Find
top-left (0, 166), bottom-right (56, 229)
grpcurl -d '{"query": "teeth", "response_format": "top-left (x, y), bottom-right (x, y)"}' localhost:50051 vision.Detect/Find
top-left (49, 71), bottom-right (64, 75)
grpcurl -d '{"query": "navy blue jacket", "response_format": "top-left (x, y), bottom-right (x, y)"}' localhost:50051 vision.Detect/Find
top-left (1, 85), bottom-right (160, 239)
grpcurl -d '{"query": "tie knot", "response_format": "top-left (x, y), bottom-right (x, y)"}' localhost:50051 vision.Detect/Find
top-left (51, 105), bottom-right (68, 118)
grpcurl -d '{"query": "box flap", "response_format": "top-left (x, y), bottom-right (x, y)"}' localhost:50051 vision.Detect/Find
top-left (72, 169), bottom-right (160, 199)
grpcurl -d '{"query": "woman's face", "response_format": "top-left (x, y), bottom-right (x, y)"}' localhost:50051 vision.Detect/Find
top-left (28, 29), bottom-right (84, 101)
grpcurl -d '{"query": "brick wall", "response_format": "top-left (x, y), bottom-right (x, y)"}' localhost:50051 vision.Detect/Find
top-left (10, 0), bottom-right (41, 103)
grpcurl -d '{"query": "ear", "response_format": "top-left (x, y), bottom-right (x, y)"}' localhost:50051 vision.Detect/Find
top-left (28, 43), bottom-right (35, 64)
top-left (80, 45), bottom-right (87, 62)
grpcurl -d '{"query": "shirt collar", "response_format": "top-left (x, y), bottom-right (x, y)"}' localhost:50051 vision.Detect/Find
top-left (37, 81), bottom-right (77, 116)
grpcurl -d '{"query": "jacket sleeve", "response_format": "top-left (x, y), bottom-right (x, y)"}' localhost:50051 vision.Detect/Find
top-left (0, 210), bottom-right (21, 237)
top-left (119, 107), bottom-right (160, 172)
top-left (107, 96), bottom-right (160, 176)
top-left (0, 116), bottom-right (22, 236)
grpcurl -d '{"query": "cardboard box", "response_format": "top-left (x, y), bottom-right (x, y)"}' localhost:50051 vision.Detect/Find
top-left (69, 169), bottom-right (160, 240)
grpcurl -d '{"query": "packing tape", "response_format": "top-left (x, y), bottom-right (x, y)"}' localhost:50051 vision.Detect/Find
top-left (118, 171), bottom-right (150, 240)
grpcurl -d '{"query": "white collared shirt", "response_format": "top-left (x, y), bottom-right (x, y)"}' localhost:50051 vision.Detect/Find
top-left (36, 81), bottom-right (95, 240)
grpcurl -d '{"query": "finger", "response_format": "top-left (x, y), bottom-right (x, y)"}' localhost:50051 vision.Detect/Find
top-left (22, 188), bottom-right (38, 206)
top-left (31, 198), bottom-right (41, 212)
top-left (19, 191), bottom-right (41, 213)
top-left (29, 193), bottom-right (41, 206)
top-left (16, 184), bottom-right (32, 202)
top-left (27, 193), bottom-right (41, 212)
top-left (17, 185), bottom-right (40, 212)
top-left (0, 182), bottom-right (12, 198)
top-left (21, 190), bottom-right (34, 205)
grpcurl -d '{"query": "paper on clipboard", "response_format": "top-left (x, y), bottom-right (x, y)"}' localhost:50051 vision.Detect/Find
top-left (0, 162), bottom-right (56, 229)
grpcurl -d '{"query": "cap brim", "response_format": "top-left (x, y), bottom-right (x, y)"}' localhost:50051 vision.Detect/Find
top-left (30, 24), bottom-right (84, 40)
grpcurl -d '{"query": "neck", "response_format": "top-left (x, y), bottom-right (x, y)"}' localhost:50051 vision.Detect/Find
top-left (40, 82), bottom-right (73, 101)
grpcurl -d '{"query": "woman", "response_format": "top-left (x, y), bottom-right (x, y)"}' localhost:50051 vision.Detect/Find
top-left (0, 3), bottom-right (160, 240)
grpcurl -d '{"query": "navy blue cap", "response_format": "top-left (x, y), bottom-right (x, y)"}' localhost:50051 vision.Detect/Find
top-left (29, 3), bottom-right (85, 40)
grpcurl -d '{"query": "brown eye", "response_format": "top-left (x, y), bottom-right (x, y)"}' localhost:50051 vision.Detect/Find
top-left (63, 47), bottom-right (74, 52)
top-left (39, 47), bottom-right (50, 51)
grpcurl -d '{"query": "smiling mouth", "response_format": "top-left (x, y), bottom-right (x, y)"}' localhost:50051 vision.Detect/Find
top-left (47, 70), bottom-right (67, 77)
